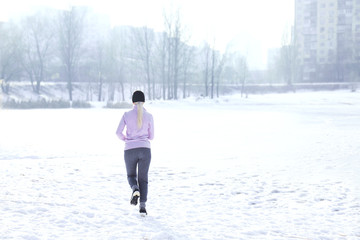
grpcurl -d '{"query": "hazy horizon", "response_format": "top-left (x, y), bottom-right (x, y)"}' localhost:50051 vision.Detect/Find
top-left (0, 0), bottom-right (294, 70)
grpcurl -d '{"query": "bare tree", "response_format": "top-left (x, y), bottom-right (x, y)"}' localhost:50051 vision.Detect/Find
top-left (95, 40), bottom-right (106, 101)
top-left (58, 6), bottom-right (87, 102)
top-left (207, 38), bottom-right (228, 99)
top-left (352, 33), bottom-right (360, 91)
top-left (132, 26), bottom-right (155, 100)
top-left (75, 10), bottom-right (112, 102)
top-left (159, 32), bottom-right (167, 100)
top-left (280, 45), bottom-right (293, 85)
top-left (210, 40), bottom-right (220, 99)
top-left (0, 22), bottom-right (22, 94)
top-left (163, 7), bottom-right (186, 100)
top-left (202, 42), bottom-right (211, 97)
top-left (163, 11), bottom-right (174, 99)
top-left (181, 44), bottom-right (195, 98)
top-left (279, 25), bottom-right (296, 90)
top-left (106, 27), bottom-right (127, 102)
top-left (210, 47), bottom-right (215, 99)
top-left (21, 11), bottom-right (55, 94)
top-left (231, 52), bottom-right (248, 98)
top-left (215, 52), bottom-right (227, 98)
top-left (173, 26), bottom-right (180, 100)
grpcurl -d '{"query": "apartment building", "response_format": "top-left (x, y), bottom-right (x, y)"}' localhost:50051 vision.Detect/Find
top-left (294, 0), bottom-right (360, 82)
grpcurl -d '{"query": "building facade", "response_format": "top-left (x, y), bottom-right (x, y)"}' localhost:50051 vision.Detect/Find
top-left (295, 0), bottom-right (360, 82)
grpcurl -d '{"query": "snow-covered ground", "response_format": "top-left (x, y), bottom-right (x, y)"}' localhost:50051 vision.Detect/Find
top-left (0, 90), bottom-right (359, 240)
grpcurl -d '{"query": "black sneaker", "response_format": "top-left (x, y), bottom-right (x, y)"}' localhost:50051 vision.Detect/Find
top-left (139, 207), bottom-right (147, 216)
top-left (130, 190), bottom-right (140, 205)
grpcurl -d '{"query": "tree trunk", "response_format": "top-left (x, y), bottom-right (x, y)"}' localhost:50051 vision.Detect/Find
top-left (36, 79), bottom-right (41, 94)
top-left (173, 37), bottom-right (179, 100)
top-left (167, 37), bottom-right (172, 100)
top-left (146, 63), bottom-right (151, 100)
top-left (67, 68), bottom-right (73, 102)
top-left (183, 67), bottom-right (187, 99)
top-left (145, 30), bottom-right (152, 100)
top-left (211, 48), bottom-right (215, 99)
top-left (108, 82), bottom-right (115, 102)
top-left (162, 33), bottom-right (166, 100)
top-left (98, 72), bottom-right (102, 102)
top-left (204, 46), bottom-right (210, 97)
top-left (120, 81), bottom-right (125, 101)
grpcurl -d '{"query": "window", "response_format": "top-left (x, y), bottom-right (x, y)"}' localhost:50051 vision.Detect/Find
top-left (338, 15), bottom-right (346, 24)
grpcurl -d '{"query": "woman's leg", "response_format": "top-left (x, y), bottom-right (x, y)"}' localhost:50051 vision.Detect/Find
top-left (138, 148), bottom-right (151, 207)
top-left (124, 149), bottom-right (139, 191)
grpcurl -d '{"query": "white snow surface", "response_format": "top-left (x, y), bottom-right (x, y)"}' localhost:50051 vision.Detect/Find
top-left (0, 90), bottom-right (360, 240)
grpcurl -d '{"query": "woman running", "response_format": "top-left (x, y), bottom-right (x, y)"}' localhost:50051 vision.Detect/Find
top-left (116, 90), bottom-right (154, 215)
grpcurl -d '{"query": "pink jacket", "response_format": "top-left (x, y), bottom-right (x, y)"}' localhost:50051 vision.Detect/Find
top-left (116, 105), bottom-right (154, 150)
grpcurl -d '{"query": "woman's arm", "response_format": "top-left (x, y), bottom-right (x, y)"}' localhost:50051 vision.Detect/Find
top-left (148, 115), bottom-right (154, 140)
top-left (116, 114), bottom-right (126, 141)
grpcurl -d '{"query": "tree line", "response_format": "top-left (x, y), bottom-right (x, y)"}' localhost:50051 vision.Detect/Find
top-left (0, 6), bottom-right (257, 102)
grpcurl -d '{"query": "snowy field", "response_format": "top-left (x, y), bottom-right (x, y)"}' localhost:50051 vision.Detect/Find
top-left (0, 90), bottom-right (359, 240)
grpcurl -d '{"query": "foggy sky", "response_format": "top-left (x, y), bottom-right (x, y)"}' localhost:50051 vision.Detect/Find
top-left (0, 0), bottom-right (294, 70)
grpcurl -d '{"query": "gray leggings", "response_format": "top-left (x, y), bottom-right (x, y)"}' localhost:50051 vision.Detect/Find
top-left (124, 148), bottom-right (151, 204)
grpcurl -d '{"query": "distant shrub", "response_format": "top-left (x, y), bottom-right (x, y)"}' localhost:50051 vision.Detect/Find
top-left (105, 101), bottom-right (132, 109)
top-left (50, 100), bottom-right (71, 108)
top-left (3, 99), bottom-right (70, 109)
top-left (72, 100), bottom-right (92, 108)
